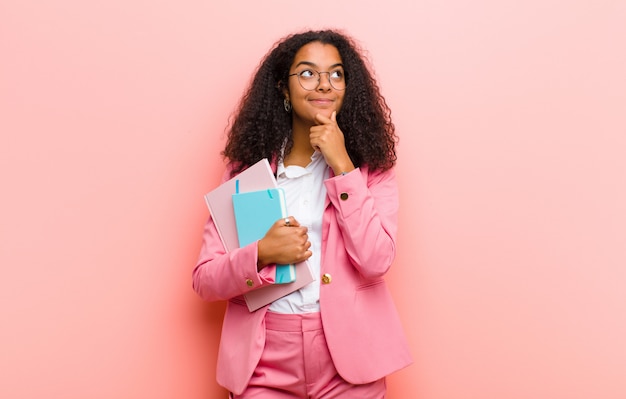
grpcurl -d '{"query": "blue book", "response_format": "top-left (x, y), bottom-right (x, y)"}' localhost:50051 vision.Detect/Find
top-left (232, 187), bottom-right (296, 284)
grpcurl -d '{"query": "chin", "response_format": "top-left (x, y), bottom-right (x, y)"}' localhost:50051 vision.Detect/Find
top-left (315, 108), bottom-right (335, 118)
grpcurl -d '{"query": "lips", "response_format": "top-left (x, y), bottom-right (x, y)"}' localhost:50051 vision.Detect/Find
top-left (309, 98), bottom-right (334, 107)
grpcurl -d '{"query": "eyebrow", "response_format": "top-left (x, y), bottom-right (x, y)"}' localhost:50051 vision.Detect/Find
top-left (294, 61), bottom-right (344, 70)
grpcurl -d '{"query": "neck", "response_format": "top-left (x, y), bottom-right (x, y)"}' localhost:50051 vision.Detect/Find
top-left (284, 126), bottom-right (315, 167)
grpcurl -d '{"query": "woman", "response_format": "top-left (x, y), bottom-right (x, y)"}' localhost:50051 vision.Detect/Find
top-left (193, 29), bottom-right (412, 398)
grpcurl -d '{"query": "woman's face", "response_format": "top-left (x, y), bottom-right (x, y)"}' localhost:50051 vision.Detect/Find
top-left (285, 41), bottom-right (345, 130)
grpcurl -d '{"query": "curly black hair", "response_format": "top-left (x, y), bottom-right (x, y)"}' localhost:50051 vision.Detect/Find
top-left (222, 29), bottom-right (397, 176)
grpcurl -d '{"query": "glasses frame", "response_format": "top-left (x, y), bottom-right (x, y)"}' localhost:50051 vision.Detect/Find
top-left (288, 69), bottom-right (346, 91)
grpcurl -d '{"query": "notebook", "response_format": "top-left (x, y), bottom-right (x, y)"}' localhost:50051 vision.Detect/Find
top-left (232, 187), bottom-right (296, 284)
top-left (204, 159), bottom-right (277, 252)
top-left (203, 159), bottom-right (315, 311)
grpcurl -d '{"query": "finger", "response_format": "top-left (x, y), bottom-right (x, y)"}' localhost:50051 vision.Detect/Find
top-left (314, 113), bottom-right (332, 125)
top-left (282, 216), bottom-right (300, 227)
top-left (309, 132), bottom-right (322, 151)
top-left (331, 110), bottom-right (337, 123)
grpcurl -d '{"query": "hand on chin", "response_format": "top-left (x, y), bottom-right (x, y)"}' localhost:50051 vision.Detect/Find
top-left (312, 108), bottom-right (335, 124)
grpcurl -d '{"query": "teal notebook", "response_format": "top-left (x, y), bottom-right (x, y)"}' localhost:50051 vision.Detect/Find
top-left (232, 187), bottom-right (296, 284)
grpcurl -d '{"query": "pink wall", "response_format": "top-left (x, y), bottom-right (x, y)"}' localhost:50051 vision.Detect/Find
top-left (1, 1), bottom-right (624, 398)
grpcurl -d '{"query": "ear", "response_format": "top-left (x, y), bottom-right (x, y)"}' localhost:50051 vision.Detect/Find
top-left (282, 86), bottom-right (290, 100)
top-left (276, 80), bottom-right (289, 100)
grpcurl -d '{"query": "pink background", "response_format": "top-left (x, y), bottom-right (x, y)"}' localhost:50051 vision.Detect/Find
top-left (1, 1), bottom-right (625, 398)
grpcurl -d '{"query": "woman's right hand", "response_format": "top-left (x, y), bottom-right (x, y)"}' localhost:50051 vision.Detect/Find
top-left (257, 216), bottom-right (312, 270)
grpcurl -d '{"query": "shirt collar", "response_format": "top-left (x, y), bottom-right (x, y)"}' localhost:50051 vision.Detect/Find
top-left (277, 150), bottom-right (324, 179)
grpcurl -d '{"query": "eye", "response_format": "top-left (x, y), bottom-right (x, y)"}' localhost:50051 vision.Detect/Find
top-left (330, 69), bottom-right (344, 80)
top-left (299, 69), bottom-right (316, 79)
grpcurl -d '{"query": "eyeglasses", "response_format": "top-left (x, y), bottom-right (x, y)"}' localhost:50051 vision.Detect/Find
top-left (288, 69), bottom-right (346, 91)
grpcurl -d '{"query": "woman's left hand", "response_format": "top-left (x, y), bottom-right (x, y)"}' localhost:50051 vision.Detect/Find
top-left (310, 111), bottom-right (355, 175)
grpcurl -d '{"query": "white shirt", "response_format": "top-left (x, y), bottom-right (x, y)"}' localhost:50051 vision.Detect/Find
top-left (269, 151), bottom-right (328, 313)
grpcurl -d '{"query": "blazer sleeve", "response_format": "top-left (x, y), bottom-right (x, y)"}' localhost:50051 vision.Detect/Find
top-left (192, 168), bottom-right (276, 302)
top-left (324, 166), bottom-right (398, 279)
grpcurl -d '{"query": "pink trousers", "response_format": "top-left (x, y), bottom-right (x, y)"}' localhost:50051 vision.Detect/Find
top-left (231, 311), bottom-right (386, 399)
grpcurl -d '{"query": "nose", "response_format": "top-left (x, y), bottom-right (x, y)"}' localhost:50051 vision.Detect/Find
top-left (316, 72), bottom-right (332, 91)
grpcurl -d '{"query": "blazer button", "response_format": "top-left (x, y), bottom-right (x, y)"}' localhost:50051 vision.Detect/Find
top-left (321, 273), bottom-right (332, 284)
top-left (246, 279), bottom-right (254, 287)
top-left (340, 192), bottom-right (349, 201)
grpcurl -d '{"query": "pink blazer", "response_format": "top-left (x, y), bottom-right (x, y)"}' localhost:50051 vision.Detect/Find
top-left (193, 164), bottom-right (412, 395)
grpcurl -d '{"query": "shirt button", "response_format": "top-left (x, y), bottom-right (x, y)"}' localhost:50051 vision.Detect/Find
top-left (321, 273), bottom-right (332, 284)
top-left (340, 192), bottom-right (349, 201)
top-left (246, 279), bottom-right (254, 287)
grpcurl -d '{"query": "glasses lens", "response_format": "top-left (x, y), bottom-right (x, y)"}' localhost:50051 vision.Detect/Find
top-left (328, 70), bottom-right (346, 91)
